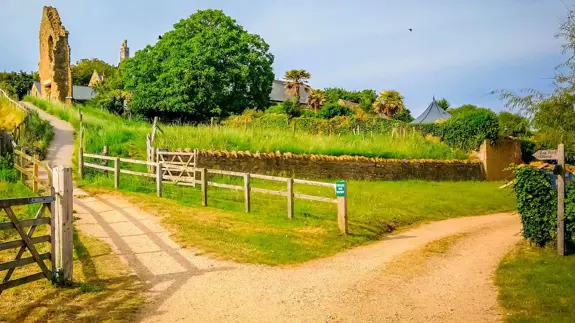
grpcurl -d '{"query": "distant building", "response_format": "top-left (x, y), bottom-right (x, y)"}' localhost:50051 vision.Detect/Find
top-left (120, 40), bottom-right (130, 62)
top-left (88, 71), bottom-right (104, 87)
top-left (412, 97), bottom-right (452, 124)
top-left (269, 80), bottom-right (311, 106)
top-left (31, 81), bottom-right (95, 103)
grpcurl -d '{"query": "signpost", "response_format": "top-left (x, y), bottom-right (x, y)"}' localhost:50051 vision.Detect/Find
top-left (335, 181), bottom-right (348, 235)
top-left (533, 144), bottom-right (566, 256)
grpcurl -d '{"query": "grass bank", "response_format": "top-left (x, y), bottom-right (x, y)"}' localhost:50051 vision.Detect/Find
top-left (0, 176), bottom-right (145, 322)
top-left (82, 173), bottom-right (516, 265)
top-left (496, 242), bottom-right (575, 323)
top-left (24, 97), bottom-right (467, 160)
top-left (0, 97), bottom-right (26, 130)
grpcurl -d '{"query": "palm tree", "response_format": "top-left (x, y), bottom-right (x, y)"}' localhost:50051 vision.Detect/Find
top-left (372, 90), bottom-right (406, 118)
top-left (307, 89), bottom-right (326, 112)
top-left (284, 69), bottom-right (311, 101)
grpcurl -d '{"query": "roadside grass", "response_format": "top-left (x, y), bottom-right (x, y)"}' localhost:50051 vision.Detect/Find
top-left (0, 97), bottom-right (25, 130)
top-left (0, 178), bottom-right (145, 322)
top-left (496, 242), bottom-right (575, 323)
top-left (25, 97), bottom-right (467, 160)
top-left (80, 171), bottom-right (516, 265)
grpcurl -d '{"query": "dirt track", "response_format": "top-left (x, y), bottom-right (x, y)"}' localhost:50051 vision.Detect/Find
top-left (29, 101), bottom-right (521, 322)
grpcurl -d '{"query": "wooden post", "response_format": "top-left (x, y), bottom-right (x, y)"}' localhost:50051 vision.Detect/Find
top-left (114, 157), bottom-right (120, 189)
top-left (32, 154), bottom-right (39, 193)
top-left (151, 117), bottom-right (158, 144)
top-left (336, 181), bottom-right (348, 235)
top-left (20, 154), bottom-right (24, 183)
top-left (244, 173), bottom-right (251, 213)
top-left (194, 148), bottom-right (200, 167)
top-left (51, 166), bottom-right (74, 282)
top-left (557, 144), bottom-right (566, 256)
top-left (201, 168), bottom-right (208, 206)
top-left (78, 126), bottom-right (84, 180)
top-left (287, 178), bottom-right (294, 219)
top-left (156, 162), bottom-right (163, 197)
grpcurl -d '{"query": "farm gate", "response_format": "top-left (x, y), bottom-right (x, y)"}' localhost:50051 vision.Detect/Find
top-left (0, 150), bottom-right (73, 293)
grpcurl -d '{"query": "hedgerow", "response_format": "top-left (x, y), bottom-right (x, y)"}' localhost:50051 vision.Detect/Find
top-left (514, 166), bottom-right (574, 247)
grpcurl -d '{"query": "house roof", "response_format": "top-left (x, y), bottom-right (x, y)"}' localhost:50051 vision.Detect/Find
top-left (32, 82), bottom-right (96, 101)
top-left (412, 98), bottom-right (452, 124)
top-left (270, 80), bottom-right (310, 104)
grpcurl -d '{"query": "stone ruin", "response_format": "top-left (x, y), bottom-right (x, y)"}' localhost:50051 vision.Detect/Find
top-left (120, 40), bottom-right (130, 62)
top-left (38, 6), bottom-right (72, 103)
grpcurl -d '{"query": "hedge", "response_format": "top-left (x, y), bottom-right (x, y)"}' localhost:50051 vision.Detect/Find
top-left (514, 166), bottom-right (574, 247)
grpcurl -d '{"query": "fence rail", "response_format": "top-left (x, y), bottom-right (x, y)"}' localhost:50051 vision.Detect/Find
top-left (14, 149), bottom-right (53, 193)
top-left (0, 88), bottom-right (31, 150)
top-left (81, 152), bottom-right (348, 234)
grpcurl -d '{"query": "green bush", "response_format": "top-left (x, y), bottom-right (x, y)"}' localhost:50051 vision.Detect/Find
top-left (318, 103), bottom-right (353, 119)
top-left (442, 108), bottom-right (499, 151)
top-left (514, 166), bottom-right (574, 247)
top-left (17, 111), bottom-right (54, 159)
top-left (265, 104), bottom-right (285, 114)
top-left (299, 109), bottom-right (317, 118)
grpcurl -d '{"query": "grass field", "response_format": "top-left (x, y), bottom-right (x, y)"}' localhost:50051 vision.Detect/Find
top-left (25, 97), bottom-right (467, 160)
top-left (496, 242), bottom-right (575, 323)
top-left (0, 97), bottom-right (26, 130)
top-left (0, 174), bottom-right (145, 322)
top-left (81, 171), bottom-right (516, 265)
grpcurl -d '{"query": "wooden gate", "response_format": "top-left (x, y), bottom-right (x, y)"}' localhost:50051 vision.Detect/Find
top-left (156, 150), bottom-right (198, 185)
top-left (0, 160), bottom-right (73, 293)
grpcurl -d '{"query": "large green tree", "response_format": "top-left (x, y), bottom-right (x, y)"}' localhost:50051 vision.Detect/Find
top-left (0, 71), bottom-right (35, 99)
top-left (124, 9), bottom-right (275, 121)
top-left (498, 111), bottom-right (532, 138)
top-left (71, 58), bottom-right (116, 86)
top-left (436, 98), bottom-right (450, 110)
top-left (497, 7), bottom-right (575, 158)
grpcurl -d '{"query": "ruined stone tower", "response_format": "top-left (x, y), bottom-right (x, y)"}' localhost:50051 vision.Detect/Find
top-left (120, 40), bottom-right (130, 62)
top-left (38, 6), bottom-right (72, 103)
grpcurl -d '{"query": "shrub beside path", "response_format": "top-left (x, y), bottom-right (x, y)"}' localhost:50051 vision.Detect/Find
top-left (26, 101), bottom-right (521, 322)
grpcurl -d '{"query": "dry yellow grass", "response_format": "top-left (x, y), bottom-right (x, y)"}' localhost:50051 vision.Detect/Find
top-left (0, 97), bottom-right (25, 131)
top-left (384, 233), bottom-right (469, 278)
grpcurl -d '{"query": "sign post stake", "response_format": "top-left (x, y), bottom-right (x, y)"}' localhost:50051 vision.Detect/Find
top-left (336, 181), bottom-right (348, 235)
top-left (557, 144), bottom-right (566, 256)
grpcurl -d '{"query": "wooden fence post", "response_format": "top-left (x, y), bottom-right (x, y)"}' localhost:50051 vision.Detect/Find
top-left (156, 162), bottom-right (163, 197)
top-left (244, 173), bottom-right (251, 213)
top-left (201, 168), bottom-right (208, 206)
top-left (557, 144), bottom-right (566, 256)
top-left (78, 125), bottom-right (84, 180)
top-left (51, 166), bottom-right (73, 283)
top-left (32, 154), bottom-right (39, 193)
top-left (194, 148), bottom-right (200, 167)
top-left (287, 178), bottom-right (294, 219)
top-left (337, 181), bottom-right (348, 235)
top-left (114, 157), bottom-right (120, 189)
top-left (20, 154), bottom-right (25, 183)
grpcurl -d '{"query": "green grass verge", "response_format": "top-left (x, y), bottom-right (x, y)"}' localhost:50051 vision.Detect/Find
top-left (82, 172), bottom-right (516, 265)
top-left (0, 178), bottom-right (145, 322)
top-left (24, 97), bottom-right (467, 160)
top-left (496, 242), bottom-right (575, 323)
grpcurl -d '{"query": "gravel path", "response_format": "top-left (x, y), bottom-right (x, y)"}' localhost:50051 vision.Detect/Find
top-left (27, 101), bottom-right (521, 322)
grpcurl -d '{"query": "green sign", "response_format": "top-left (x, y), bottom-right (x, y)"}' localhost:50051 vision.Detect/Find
top-left (335, 181), bottom-right (346, 197)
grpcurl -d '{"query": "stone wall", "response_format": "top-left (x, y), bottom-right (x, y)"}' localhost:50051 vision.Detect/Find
top-left (478, 139), bottom-right (522, 181)
top-left (185, 150), bottom-right (485, 181)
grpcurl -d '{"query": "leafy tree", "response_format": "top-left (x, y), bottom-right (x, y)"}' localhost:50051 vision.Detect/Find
top-left (392, 109), bottom-right (414, 123)
top-left (372, 90), bottom-right (406, 118)
top-left (318, 103), bottom-right (353, 119)
top-left (498, 111), bottom-right (532, 138)
top-left (323, 88), bottom-right (377, 111)
top-left (284, 69), bottom-right (311, 103)
top-left (0, 71), bottom-right (35, 99)
top-left (496, 7), bottom-right (575, 158)
top-left (307, 89), bottom-right (326, 112)
top-left (124, 9), bottom-right (275, 121)
top-left (436, 98), bottom-right (450, 110)
top-left (71, 58), bottom-right (116, 86)
top-left (448, 104), bottom-right (480, 116)
top-left (92, 62), bottom-right (131, 115)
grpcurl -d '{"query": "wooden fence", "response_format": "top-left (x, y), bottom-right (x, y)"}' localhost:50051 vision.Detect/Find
top-left (0, 88), bottom-right (31, 153)
top-left (80, 152), bottom-right (348, 235)
top-left (0, 157), bottom-right (74, 293)
top-left (14, 150), bottom-right (53, 193)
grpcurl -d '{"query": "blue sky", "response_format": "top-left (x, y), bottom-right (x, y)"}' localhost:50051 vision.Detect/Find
top-left (0, 0), bottom-right (572, 116)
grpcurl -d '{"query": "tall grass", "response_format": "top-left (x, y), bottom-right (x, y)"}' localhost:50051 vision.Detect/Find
top-left (0, 97), bottom-right (26, 130)
top-left (25, 97), bottom-right (467, 160)
top-left (157, 125), bottom-right (468, 160)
